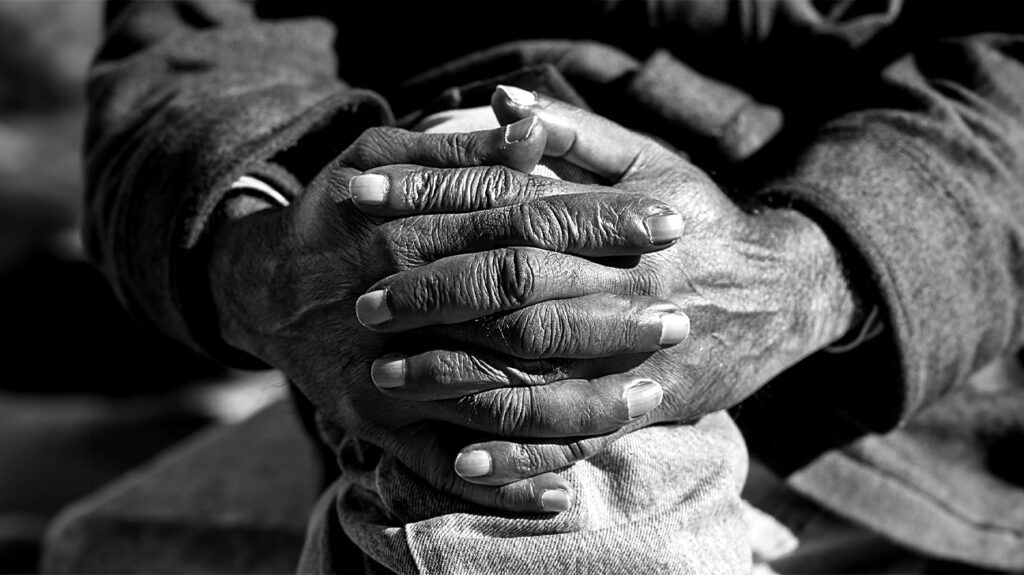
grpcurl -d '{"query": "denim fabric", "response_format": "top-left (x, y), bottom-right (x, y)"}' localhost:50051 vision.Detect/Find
top-left (299, 413), bottom-right (751, 575)
top-left (293, 107), bottom-right (755, 574)
top-left (85, 1), bottom-right (1024, 572)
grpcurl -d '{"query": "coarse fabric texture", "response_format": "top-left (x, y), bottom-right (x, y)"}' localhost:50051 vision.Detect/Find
top-left (299, 414), bottom-right (750, 574)
top-left (84, 0), bottom-right (1024, 572)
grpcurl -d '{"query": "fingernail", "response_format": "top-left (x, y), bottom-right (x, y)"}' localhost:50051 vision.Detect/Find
top-left (625, 380), bottom-right (663, 419)
top-left (350, 174), bottom-right (388, 206)
top-left (355, 290), bottom-right (392, 326)
top-left (660, 313), bottom-right (690, 346)
top-left (540, 489), bottom-right (571, 513)
top-left (371, 354), bottom-right (405, 388)
top-left (497, 84), bottom-right (536, 108)
top-left (504, 116), bottom-right (538, 144)
top-left (645, 213), bottom-right (683, 244)
top-left (454, 451), bottom-right (491, 478)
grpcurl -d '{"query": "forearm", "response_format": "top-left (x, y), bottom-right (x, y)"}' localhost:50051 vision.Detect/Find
top-left (760, 32), bottom-right (1024, 427)
top-left (85, 1), bottom-right (388, 363)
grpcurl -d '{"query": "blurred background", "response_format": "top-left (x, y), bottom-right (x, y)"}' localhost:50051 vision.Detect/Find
top-left (0, 2), bottom-right (283, 570)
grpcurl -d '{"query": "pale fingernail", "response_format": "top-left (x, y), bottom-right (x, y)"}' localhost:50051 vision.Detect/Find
top-left (355, 290), bottom-right (392, 326)
top-left (660, 313), bottom-right (690, 346)
top-left (625, 380), bottom-right (663, 419)
top-left (454, 451), bottom-right (491, 478)
top-left (504, 116), bottom-right (538, 144)
top-left (350, 174), bottom-right (388, 206)
top-left (497, 84), bottom-right (536, 108)
top-left (645, 213), bottom-right (684, 244)
top-left (371, 354), bottom-right (405, 388)
top-left (540, 489), bottom-right (571, 513)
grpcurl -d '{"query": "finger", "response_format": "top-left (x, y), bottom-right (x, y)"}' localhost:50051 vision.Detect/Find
top-left (373, 348), bottom-right (653, 402)
top-left (391, 423), bottom-right (574, 513)
top-left (491, 85), bottom-right (664, 180)
top-left (350, 162), bottom-right (574, 216)
top-left (355, 248), bottom-right (645, 332)
top-left (423, 375), bottom-right (665, 439)
top-left (454, 433), bottom-right (620, 486)
top-left (341, 118), bottom-right (546, 174)
top-left (386, 192), bottom-right (683, 266)
top-left (350, 155), bottom-right (629, 218)
top-left (389, 295), bottom-right (690, 368)
top-left (372, 349), bottom-right (594, 401)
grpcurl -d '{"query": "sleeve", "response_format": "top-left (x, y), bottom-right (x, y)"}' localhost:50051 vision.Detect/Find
top-left (84, 1), bottom-right (391, 366)
top-left (758, 23), bottom-right (1024, 430)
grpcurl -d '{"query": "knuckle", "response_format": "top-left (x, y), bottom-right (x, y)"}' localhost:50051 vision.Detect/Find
top-left (378, 222), bottom-right (421, 269)
top-left (515, 201), bottom-right (568, 250)
top-left (347, 127), bottom-right (400, 168)
top-left (423, 351), bottom-right (466, 385)
top-left (506, 304), bottom-right (575, 358)
top-left (523, 174), bottom-right (557, 200)
top-left (508, 443), bottom-right (548, 476)
top-left (485, 387), bottom-right (535, 436)
top-left (439, 133), bottom-right (477, 166)
top-left (426, 352), bottom-right (504, 387)
top-left (492, 249), bottom-right (536, 308)
top-left (477, 165), bottom-right (517, 207)
top-left (628, 267), bottom-right (664, 297)
top-left (403, 270), bottom-right (445, 314)
top-left (400, 168), bottom-right (446, 212)
top-left (594, 200), bottom-right (632, 244)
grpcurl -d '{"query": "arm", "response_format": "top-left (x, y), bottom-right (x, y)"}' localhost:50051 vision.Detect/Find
top-left (367, 27), bottom-right (1024, 478)
top-left (482, 6), bottom-right (1024, 438)
top-left (757, 27), bottom-right (1024, 430)
top-left (86, 1), bottom-right (696, 513)
top-left (84, 0), bottom-right (388, 364)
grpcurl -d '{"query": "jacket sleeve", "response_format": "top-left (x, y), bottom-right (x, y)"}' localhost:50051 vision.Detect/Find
top-left (758, 21), bottom-right (1024, 430)
top-left (84, 1), bottom-right (390, 365)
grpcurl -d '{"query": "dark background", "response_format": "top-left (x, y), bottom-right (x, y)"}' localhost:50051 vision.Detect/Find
top-left (0, 3), bottom-right (282, 570)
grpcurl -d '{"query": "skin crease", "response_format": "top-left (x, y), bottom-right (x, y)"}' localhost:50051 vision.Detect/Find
top-left (352, 90), bottom-right (859, 487)
top-left (207, 119), bottom-right (691, 513)
top-left (207, 90), bottom-right (858, 509)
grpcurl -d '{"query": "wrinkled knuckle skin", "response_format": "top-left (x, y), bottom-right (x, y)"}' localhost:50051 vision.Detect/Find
top-left (491, 249), bottom-right (536, 309)
top-left (509, 443), bottom-right (547, 477)
top-left (377, 222), bottom-right (420, 271)
top-left (438, 133), bottom-right (476, 167)
top-left (422, 351), bottom-right (467, 386)
top-left (507, 304), bottom-right (576, 358)
top-left (403, 271), bottom-right (445, 316)
top-left (478, 165), bottom-right (517, 207)
top-left (422, 352), bottom-right (503, 388)
top-left (484, 387), bottom-right (535, 437)
top-left (400, 168), bottom-right (444, 212)
top-left (348, 127), bottom-right (399, 168)
top-left (518, 201), bottom-right (568, 250)
top-left (629, 267), bottom-right (664, 297)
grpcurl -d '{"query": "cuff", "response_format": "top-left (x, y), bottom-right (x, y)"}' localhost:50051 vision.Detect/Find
top-left (167, 91), bottom-right (392, 368)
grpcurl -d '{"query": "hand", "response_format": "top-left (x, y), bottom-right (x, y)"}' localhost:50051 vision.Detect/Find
top-left (355, 86), bottom-right (860, 487)
top-left (206, 117), bottom-right (688, 512)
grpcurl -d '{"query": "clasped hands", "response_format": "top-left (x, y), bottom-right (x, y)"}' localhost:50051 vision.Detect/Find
top-left (208, 86), bottom-right (857, 514)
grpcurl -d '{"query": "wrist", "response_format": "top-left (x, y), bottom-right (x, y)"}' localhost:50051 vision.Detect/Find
top-left (753, 207), bottom-right (862, 353)
top-left (205, 192), bottom-right (290, 361)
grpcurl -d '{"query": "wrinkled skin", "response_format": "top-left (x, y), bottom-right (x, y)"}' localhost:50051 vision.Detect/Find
top-left (207, 117), bottom-right (691, 512)
top-left (352, 88), bottom-right (860, 488)
top-left (208, 87), bottom-right (859, 511)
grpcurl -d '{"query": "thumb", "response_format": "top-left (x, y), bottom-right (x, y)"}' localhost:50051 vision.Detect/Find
top-left (491, 85), bottom-right (660, 181)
